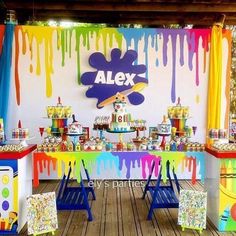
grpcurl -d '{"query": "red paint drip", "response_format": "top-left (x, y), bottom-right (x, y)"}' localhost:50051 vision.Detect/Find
top-left (0, 25), bottom-right (5, 55)
top-left (33, 152), bottom-right (56, 187)
top-left (33, 153), bottom-right (40, 187)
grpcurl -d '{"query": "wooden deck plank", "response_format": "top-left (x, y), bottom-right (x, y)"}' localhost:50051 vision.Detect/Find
top-left (62, 180), bottom-right (88, 236)
top-left (18, 180), bottom-right (236, 236)
top-left (128, 181), bottom-right (143, 236)
top-left (85, 180), bottom-right (105, 236)
top-left (120, 181), bottom-right (138, 236)
top-left (146, 180), bottom-right (179, 236)
top-left (99, 180), bottom-right (108, 236)
top-left (104, 181), bottom-right (119, 236)
top-left (131, 180), bottom-right (160, 236)
top-left (116, 184), bottom-right (124, 236)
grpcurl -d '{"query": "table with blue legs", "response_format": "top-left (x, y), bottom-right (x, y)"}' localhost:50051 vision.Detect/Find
top-left (33, 151), bottom-right (205, 221)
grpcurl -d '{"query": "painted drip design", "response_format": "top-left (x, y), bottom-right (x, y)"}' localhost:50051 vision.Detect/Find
top-left (13, 26), bottom-right (231, 106)
top-left (33, 151), bottom-right (204, 187)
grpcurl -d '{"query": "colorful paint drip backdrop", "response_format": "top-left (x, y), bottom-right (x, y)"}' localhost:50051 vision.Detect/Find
top-left (11, 26), bottom-right (230, 105)
top-left (33, 151), bottom-right (205, 187)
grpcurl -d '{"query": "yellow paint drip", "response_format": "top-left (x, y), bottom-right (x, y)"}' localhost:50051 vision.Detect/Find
top-left (21, 26), bottom-right (56, 97)
top-left (48, 152), bottom-right (99, 183)
top-left (196, 94), bottom-right (200, 103)
top-left (152, 151), bottom-right (185, 183)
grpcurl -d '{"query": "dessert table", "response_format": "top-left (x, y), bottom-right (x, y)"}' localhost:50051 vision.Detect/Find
top-left (205, 147), bottom-right (236, 231)
top-left (0, 144), bottom-right (37, 235)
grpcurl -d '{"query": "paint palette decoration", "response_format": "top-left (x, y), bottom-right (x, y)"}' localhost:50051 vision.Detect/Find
top-left (81, 48), bottom-right (148, 108)
top-left (178, 189), bottom-right (207, 233)
top-left (27, 192), bottom-right (58, 235)
top-left (0, 167), bottom-right (13, 219)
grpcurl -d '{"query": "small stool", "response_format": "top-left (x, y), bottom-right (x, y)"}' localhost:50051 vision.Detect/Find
top-left (56, 160), bottom-right (96, 221)
top-left (142, 160), bottom-right (180, 220)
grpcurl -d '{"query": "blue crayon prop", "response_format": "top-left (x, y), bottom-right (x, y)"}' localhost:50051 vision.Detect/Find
top-left (219, 206), bottom-right (230, 231)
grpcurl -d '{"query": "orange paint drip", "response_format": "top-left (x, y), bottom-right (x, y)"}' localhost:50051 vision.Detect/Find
top-left (220, 162), bottom-right (227, 188)
top-left (182, 156), bottom-right (197, 184)
top-left (14, 27), bottom-right (20, 105)
top-left (30, 64), bottom-right (33, 73)
top-left (188, 158), bottom-right (192, 172)
top-left (21, 30), bottom-right (27, 54)
top-left (191, 157), bottom-right (197, 184)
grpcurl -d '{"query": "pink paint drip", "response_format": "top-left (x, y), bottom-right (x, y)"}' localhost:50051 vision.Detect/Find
top-left (188, 30), bottom-right (211, 86)
top-left (141, 155), bottom-right (161, 179)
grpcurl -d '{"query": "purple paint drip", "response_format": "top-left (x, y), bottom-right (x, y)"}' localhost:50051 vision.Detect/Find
top-left (156, 29), bottom-right (211, 102)
top-left (112, 152), bottom-right (148, 178)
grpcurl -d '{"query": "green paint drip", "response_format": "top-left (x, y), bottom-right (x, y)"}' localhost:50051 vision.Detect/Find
top-left (61, 29), bottom-right (65, 67)
top-left (59, 27), bottom-right (123, 84)
top-left (69, 29), bottom-right (72, 58)
top-left (97, 28), bottom-right (123, 56)
top-left (56, 29), bottom-right (61, 50)
top-left (152, 151), bottom-right (185, 183)
top-left (74, 27), bottom-right (100, 84)
top-left (65, 29), bottom-right (68, 53)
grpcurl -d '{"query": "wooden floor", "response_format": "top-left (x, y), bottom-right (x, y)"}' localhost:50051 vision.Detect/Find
top-left (19, 180), bottom-right (236, 236)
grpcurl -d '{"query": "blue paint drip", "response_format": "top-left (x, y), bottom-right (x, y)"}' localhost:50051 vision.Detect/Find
top-left (96, 152), bottom-right (120, 176)
top-left (0, 24), bottom-right (14, 130)
top-left (186, 152), bottom-right (205, 183)
top-left (117, 28), bottom-right (159, 79)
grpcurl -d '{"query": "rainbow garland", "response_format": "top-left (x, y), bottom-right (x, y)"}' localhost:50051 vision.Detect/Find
top-left (33, 151), bottom-right (205, 187)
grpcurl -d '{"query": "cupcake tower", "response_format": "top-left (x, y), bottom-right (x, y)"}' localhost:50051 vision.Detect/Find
top-left (167, 97), bottom-right (190, 137)
top-left (46, 97), bottom-right (72, 138)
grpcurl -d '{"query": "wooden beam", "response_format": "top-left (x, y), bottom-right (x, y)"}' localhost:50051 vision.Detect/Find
top-left (14, 10), bottom-right (227, 26)
top-left (5, 1), bottom-right (236, 13)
